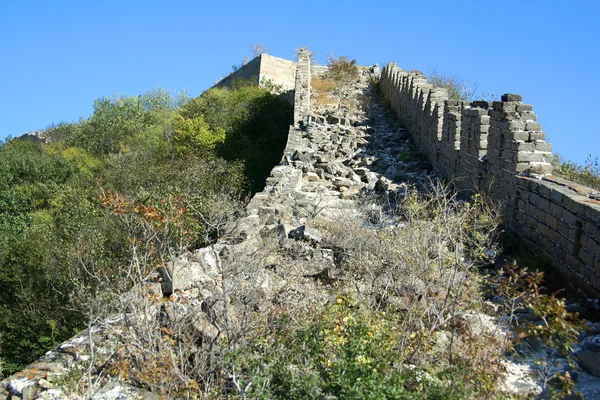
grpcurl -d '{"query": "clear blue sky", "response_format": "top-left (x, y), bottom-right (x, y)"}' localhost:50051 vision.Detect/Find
top-left (1, 0), bottom-right (598, 164)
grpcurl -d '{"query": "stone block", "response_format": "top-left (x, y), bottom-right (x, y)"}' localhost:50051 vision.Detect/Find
top-left (515, 142), bottom-right (535, 152)
top-left (545, 214), bottom-right (559, 230)
top-left (515, 152), bottom-right (547, 163)
top-left (584, 204), bottom-right (600, 225)
top-left (527, 131), bottom-right (546, 141)
top-left (525, 122), bottom-right (542, 131)
top-left (516, 104), bottom-right (534, 112)
top-left (519, 112), bottom-right (537, 121)
top-left (501, 93), bottom-right (523, 102)
top-left (515, 162), bottom-right (532, 173)
top-left (535, 142), bottom-right (552, 152)
top-left (579, 248), bottom-right (594, 266)
top-left (509, 120), bottom-right (526, 130)
top-left (576, 351), bottom-right (600, 378)
top-left (549, 229), bottom-right (563, 245)
top-left (504, 130), bottom-right (530, 141)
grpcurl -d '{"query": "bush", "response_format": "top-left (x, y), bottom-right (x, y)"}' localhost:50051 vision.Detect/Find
top-left (552, 153), bottom-right (600, 190)
top-left (326, 54), bottom-right (360, 84)
top-left (0, 82), bottom-right (287, 374)
top-left (179, 83), bottom-right (292, 192)
top-left (428, 70), bottom-right (496, 102)
top-left (231, 296), bottom-right (493, 399)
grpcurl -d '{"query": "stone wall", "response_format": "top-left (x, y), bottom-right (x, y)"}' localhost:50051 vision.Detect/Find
top-left (292, 48), bottom-right (311, 128)
top-left (214, 53), bottom-right (297, 103)
top-left (259, 54), bottom-right (297, 92)
top-left (381, 63), bottom-right (600, 297)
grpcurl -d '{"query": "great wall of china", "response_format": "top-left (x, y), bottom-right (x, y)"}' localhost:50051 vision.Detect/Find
top-left (379, 65), bottom-right (600, 298)
top-left (2, 48), bottom-right (600, 399)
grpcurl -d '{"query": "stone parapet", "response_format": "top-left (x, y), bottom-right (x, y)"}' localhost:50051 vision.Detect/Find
top-left (381, 63), bottom-right (600, 297)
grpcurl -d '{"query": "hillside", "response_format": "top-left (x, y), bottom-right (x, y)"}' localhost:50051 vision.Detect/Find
top-left (1, 49), bottom-right (600, 399)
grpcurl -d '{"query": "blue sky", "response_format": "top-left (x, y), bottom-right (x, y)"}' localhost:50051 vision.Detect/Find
top-left (1, 0), bottom-right (598, 164)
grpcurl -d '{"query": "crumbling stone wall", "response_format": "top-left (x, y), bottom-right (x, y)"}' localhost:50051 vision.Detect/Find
top-left (381, 63), bottom-right (600, 297)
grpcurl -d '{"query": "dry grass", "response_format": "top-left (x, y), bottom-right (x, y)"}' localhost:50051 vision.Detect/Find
top-left (311, 77), bottom-right (338, 106)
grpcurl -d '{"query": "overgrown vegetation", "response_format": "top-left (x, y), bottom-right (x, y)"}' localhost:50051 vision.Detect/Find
top-left (429, 70), bottom-right (497, 102)
top-left (0, 83), bottom-right (291, 376)
top-left (1, 53), bottom-right (588, 399)
top-left (552, 153), bottom-right (600, 191)
top-left (311, 77), bottom-right (337, 106)
top-left (59, 183), bottom-right (583, 398)
top-left (327, 53), bottom-right (360, 85)
top-left (68, 186), bottom-right (502, 397)
top-left (311, 54), bottom-right (361, 108)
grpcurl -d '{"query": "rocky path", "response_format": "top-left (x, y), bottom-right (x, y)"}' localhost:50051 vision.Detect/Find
top-left (246, 66), bottom-right (433, 226)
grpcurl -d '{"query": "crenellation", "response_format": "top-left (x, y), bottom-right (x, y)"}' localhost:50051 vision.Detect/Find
top-left (381, 64), bottom-right (600, 297)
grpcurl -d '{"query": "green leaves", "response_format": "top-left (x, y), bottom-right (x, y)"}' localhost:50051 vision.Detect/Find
top-left (178, 84), bottom-right (292, 192)
top-left (172, 113), bottom-right (225, 156)
top-left (230, 297), bottom-right (485, 399)
top-left (0, 82), bottom-right (290, 375)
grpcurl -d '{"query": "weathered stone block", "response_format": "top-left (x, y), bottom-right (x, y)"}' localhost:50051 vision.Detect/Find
top-left (534, 142), bottom-right (552, 152)
top-left (579, 249), bottom-right (594, 266)
top-left (501, 93), bottom-right (523, 102)
top-left (527, 132), bottom-right (546, 142)
top-left (519, 112), bottom-right (537, 121)
top-left (509, 120), bottom-right (526, 130)
top-left (516, 104), bottom-right (534, 112)
top-left (525, 122), bottom-right (542, 131)
top-left (515, 151), bottom-right (548, 163)
top-left (504, 130), bottom-right (530, 141)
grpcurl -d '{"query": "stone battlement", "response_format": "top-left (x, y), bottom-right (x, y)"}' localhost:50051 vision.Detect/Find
top-left (381, 64), bottom-right (600, 297)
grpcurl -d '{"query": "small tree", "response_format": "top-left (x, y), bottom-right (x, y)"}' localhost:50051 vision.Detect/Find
top-left (326, 53), bottom-right (359, 84)
top-left (250, 43), bottom-right (268, 57)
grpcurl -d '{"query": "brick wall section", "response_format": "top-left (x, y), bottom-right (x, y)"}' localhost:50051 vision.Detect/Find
top-left (259, 54), bottom-right (297, 91)
top-left (293, 48), bottom-right (311, 128)
top-left (381, 63), bottom-right (600, 297)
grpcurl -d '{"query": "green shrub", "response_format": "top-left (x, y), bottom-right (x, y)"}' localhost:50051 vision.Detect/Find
top-left (552, 153), bottom-right (600, 190)
top-left (228, 296), bottom-right (495, 400)
top-left (0, 83), bottom-right (277, 374)
top-left (180, 83), bottom-right (292, 192)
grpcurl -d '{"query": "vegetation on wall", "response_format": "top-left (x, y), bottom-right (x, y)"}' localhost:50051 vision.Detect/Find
top-left (428, 70), bottom-right (497, 102)
top-left (552, 153), bottom-right (600, 191)
top-left (0, 52), bottom-right (589, 400)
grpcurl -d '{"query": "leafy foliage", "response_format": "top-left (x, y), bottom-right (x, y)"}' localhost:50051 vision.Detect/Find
top-left (230, 296), bottom-right (492, 399)
top-left (0, 82), bottom-right (289, 376)
top-left (180, 82), bottom-right (292, 192)
top-left (552, 153), bottom-right (600, 190)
